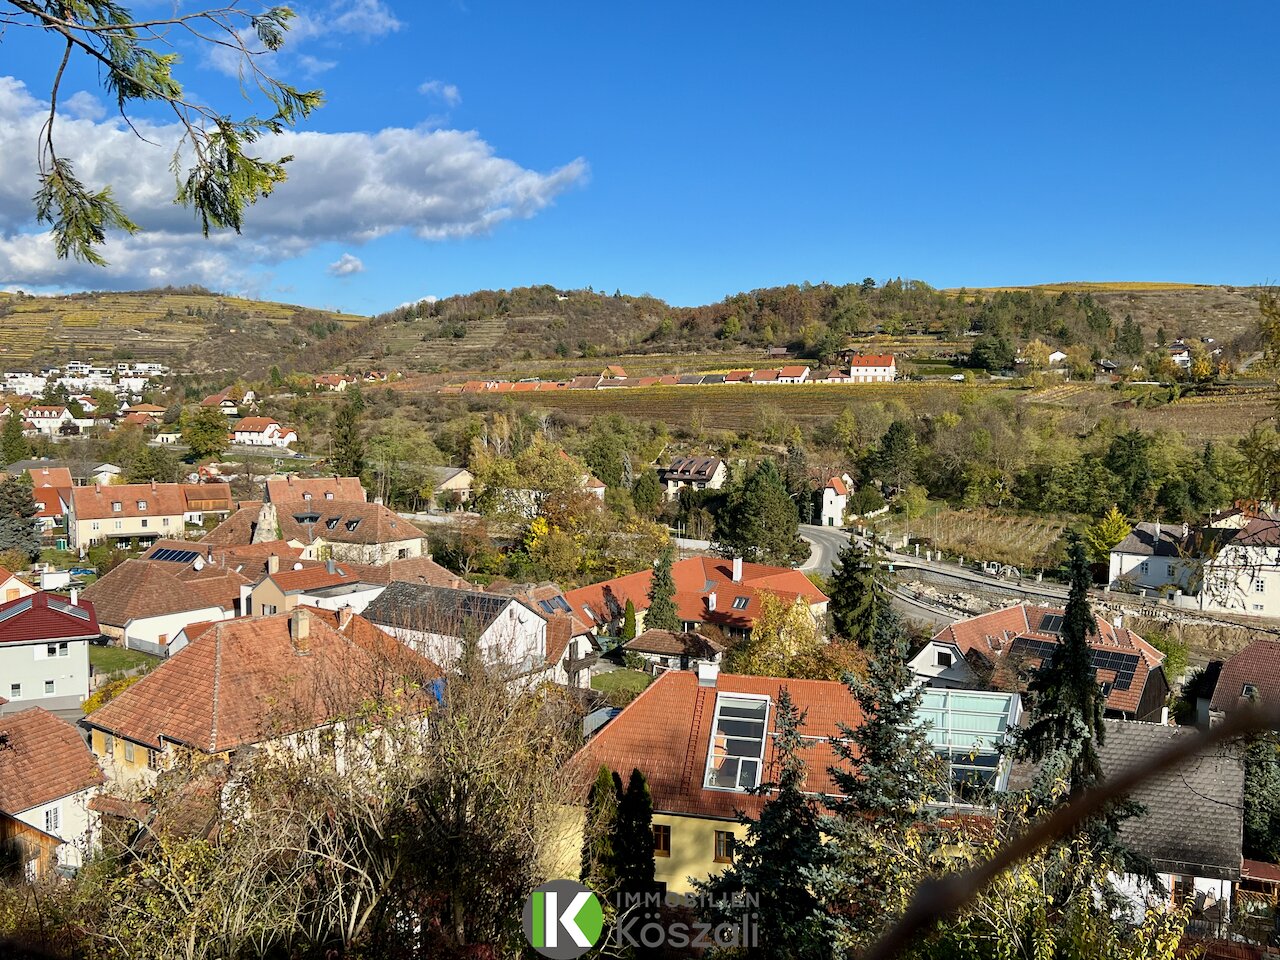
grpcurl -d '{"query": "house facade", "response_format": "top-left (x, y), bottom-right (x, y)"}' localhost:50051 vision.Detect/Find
top-left (0, 592), bottom-right (98, 714)
top-left (25, 405), bottom-right (75, 436)
top-left (658, 456), bottom-right (727, 500)
top-left (820, 475), bottom-right (850, 527)
top-left (231, 417), bottom-right (298, 448)
top-left (67, 481), bottom-right (234, 552)
top-left (623, 628), bottom-right (723, 674)
top-left (0, 708), bottom-right (104, 876)
top-left (843, 353), bottom-right (897, 382)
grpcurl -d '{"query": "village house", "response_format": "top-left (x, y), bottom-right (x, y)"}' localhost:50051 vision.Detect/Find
top-left (313, 374), bottom-right (357, 392)
top-left (564, 555), bottom-right (829, 642)
top-left (200, 388), bottom-right (244, 416)
top-left (820, 475), bottom-right (851, 527)
top-left (622, 628), bottom-right (724, 674)
top-left (841, 353), bottom-right (897, 383)
top-left (83, 607), bottom-right (438, 787)
top-left (67, 481), bottom-right (234, 553)
top-left (28, 465), bottom-right (73, 548)
top-left (265, 474), bottom-right (368, 503)
top-left (0, 565), bottom-right (36, 604)
top-left (0, 591), bottom-right (98, 715)
top-left (776, 365), bottom-right (810, 384)
top-left (1206, 638), bottom-right (1280, 724)
top-left (567, 668), bottom-right (858, 894)
top-left (484, 581), bottom-right (600, 687)
top-left (25, 405), bottom-right (75, 436)
top-left (243, 556), bottom-right (383, 618)
top-left (658, 456), bottom-right (727, 500)
top-left (913, 603), bottom-right (1169, 722)
top-left (425, 466), bottom-right (475, 508)
top-left (206, 499), bottom-right (427, 565)
top-left (231, 416), bottom-right (298, 448)
top-left (0, 708), bottom-right (104, 877)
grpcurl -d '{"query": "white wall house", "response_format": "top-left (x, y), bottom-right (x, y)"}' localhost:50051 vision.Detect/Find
top-left (908, 637), bottom-right (979, 689)
top-left (820, 475), bottom-right (851, 527)
top-left (232, 417), bottom-right (298, 448)
top-left (26, 406), bottom-right (74, 436)
top-left (0, 593), bottom-right (98, 714)
top-left (844, 354), bottom-right (897, 383)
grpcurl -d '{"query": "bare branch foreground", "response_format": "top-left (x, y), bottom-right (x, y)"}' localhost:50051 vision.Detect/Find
top-left (860, 703), bottom-right (1280, 960)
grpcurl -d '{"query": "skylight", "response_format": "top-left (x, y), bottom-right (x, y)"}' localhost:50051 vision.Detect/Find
top-left (731, 596), bottom-right (750, 610)
top-left (704, 695), bottom-right (769, 792)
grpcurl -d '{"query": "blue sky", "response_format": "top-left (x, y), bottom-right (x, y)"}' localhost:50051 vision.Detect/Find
top-left (1, 1), bottom-right (1277, 314)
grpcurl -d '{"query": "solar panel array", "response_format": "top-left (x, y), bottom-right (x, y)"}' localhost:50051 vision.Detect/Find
top-left (151, 548), bottom-right (200, 564)
top-left (1037, 613), bottom-right (1064, 634)
top-left (1010, 637), bottom-right (1140, 691)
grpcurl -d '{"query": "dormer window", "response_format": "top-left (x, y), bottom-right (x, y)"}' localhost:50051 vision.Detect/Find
top-left (1243, 683), bottom-right (1260, 700)
top-left (704, 695), bottom-right (769, 792)
top-left (302, 492), bottom-right (312, 501)
top-left (137, 500), bottom-right (147, 510)
top-left (345, 519), bottom-right (361, 532)
top-left (326, 518), bottom-right (340, 530)
top-left (325, 492), bottom-right (334, 500)
top-left (936, 650), bottom-right (953, 668)
top-left (112, 502), bottom-right (122, 512)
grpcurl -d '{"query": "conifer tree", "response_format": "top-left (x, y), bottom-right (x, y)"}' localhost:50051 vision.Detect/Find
top-left (1017, 534), bottom-right (1105, 796)
top-left (1082, 505), bottom-right (1131, 564)
top-left (580, 765), bottom-right (621, 896)
top-left (696, 690), bottom-right (837, 959)
top-left (827, 540), bottom-right (888, 646)
top-left (614, 769), bottom-right (655, 896)
top-left (331, 396), bottom-right (365, 478)
top-left (620, 599), bottom-right (637, 641)
top-left (1, 412), bottom-right (31, 466)
top-left (646, 546), bottom-right (679, 631)
top-left (0, 477), bottom-right (40, 560)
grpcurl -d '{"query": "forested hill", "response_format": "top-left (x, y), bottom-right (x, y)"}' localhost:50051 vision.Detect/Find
top-left (343, 280), bottom-right (1263, 374)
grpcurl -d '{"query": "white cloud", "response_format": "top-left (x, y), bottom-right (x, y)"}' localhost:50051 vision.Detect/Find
top-left (0, 76), bottom-right (587, 291)
top-left (63, 91), bottom-right (106, 121)
top-left (419, 80), bottom-right (462, 107)
top-left (327, 252), bottom-right (365, 276)
top-left (326, 0), bottom-right (403, 38)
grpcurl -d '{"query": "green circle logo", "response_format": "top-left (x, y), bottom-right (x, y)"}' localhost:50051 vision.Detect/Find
top-left (522, 879), bottom-right (604, 959)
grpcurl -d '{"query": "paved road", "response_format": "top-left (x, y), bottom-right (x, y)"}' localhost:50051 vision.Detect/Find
top-left (798, 523), bottom-right (852, 575)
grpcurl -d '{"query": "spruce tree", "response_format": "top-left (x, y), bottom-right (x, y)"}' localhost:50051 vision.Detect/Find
top-left (1017, 534), bottom-right (1105, 796)
top-left (827, 539), bottom-right (888, 646)
top-left (614, 769), bottom-right (655, 896)
top-left (719, 460), bottom-right (806, 564)
top-left (580, 765), bottom-right (621, 896)
top-left (0, 477), bottom-right (40, 560)
top-left (331, 397), bottom-right (365, 478)
top-left (620, 599), bottom-right (637, 641)
top-left (646, 546), bottom-right (679, 631)
top-left (1, 413), bottom-right (30, 466)
top-left (696, 689), bottom-right (837, 959)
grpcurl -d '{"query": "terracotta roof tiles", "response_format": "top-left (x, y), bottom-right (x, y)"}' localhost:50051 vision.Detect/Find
top-left (0, 708), bottom-right (103, 815)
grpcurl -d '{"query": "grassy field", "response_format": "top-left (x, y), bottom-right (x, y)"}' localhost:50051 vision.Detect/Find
top-left (496, 381), bottom-right (996, 431)
top-left (874, 506), bottom-right (1070, 570)
top-left (0, 290), bottom-right (364, 372)
top-left (591, 668), bottom-right (652, 704)
top-left (89, 645), bottom-right (159, 676)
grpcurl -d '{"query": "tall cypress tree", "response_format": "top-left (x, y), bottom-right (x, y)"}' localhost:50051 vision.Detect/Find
top-left (580, 765), bottom-right (621, 896)
top-left (696, 689), bottom-right (837, 959)
top-left (646, 546), bottom-right (679, 631)
top-left (620, 599), bottom-right (638, 641)
top-left (827, 540), bottom-right (888, 646)
top-left (614, 769), bottom-right (655, 896)
top-left (1017, 534), bottom-right (1105, 796)
top-left (331, 396), bottom-right (365, 478)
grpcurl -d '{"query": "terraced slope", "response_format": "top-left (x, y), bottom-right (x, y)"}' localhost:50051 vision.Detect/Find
top-left (0, 289), bottom-right (365, 373)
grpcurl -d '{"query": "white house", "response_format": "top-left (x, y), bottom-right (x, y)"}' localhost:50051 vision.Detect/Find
top-left (0, 708), bottom-right (104, 877)
top-left (0, 592), bottom-right (98, 715)
top-left (25, 405), bottom-right (75, 436)
top-left (1047, 350), bottom-right (1068, 365)
top-left (659, 456), bottom-right (728, 500)
top-left (844, 353), bottom-right (897, 383)
top-left (363, 582), bottom-right (549, 674)
top-left (820, 474), bottom-right (851, 527)
top-left (231, 416), bottom-right (298, 448)
top-left (776, 365), bottom-right (811, 384)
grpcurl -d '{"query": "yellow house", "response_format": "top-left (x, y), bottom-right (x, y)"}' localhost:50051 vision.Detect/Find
top-left (568, 667), bottom-right (859, 894)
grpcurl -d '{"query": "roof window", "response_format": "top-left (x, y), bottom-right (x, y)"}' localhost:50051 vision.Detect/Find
top-left (704, 695), bottom-right (769, 792)
top-left (732, 596), bottom-right (750, 610)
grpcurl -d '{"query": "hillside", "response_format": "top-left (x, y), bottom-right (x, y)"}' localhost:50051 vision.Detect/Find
top-left (0, 287), bottom-right (365, 373)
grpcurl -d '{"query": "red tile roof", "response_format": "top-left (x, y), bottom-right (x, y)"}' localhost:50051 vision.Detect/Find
top-left (564, 556), bottom-right (828, 632)
top-left (725, 370), bottom-right (752, 382)
top-left (778, 365), bottom-right (809, 378)
top-left (232, 416), bottom-right (279, 432)
top-left (265, 476), bottom-right (367, 503)
top-left (931, 604), bottom-right (1163, 716)
top-left (0, 708), bottom-right (103, 815)
top-left (0, 592), bottom-right (98, 644)
top-left (32, 485), bottom-right (67, 519)
top-left (1210, 638), bottom-right (1280, 715)
top-left (27, 466), bottom-right (73, 489)
top-left (85, 608), bottom-right (440, 752)
top-left (847, 354), bottom-right (896, 367)
top-left (200, 388), bottom-right (236, 407)
top-left (266, 563), bottom-right (362, 594)
top-left (81, 559), bottom-right (243, 627)
top-left (752, 369), bottom-right (779, 381)
top-left (70, 481), bottom-right (232, 521)
top-left (826, 476), bottom-right (848, 495)
top-left (570, 671), bottom-right (859, 819)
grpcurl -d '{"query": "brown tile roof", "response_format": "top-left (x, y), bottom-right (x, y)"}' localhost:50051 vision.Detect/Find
top-left (265, 476), bottom-right (367, 503)
top-left (267, 563), bottom-right (363, 594)
top-left (232, 416), bottom-right (278, 432)
top-left (778, 365), bottom-right (809, 377)
top-left (342, 555), bottom-right (469, 589)
top-left (0, 708), bottom-right (103, 815)
top-left (1210, 638), bottom-right (1280, 715)
top-left (931, 604), bottom-right (1164, 716)
top-left (752, 369), bottom-right (779, 381)
top-left (27, 466), bottom-right (72, 489)
top-left (200, 503), bottom-right (265, 546)
top-left (564, 557), bottom-right (828, 633)
top-left (85, 608), bottom-right (440, 753)
top-left (81, 559), bottom-right (240, 627)
top-left (71, 482), bottom-right (232, 521)
top-left (570, 672), bottom-right (859, 820)
top-left (276, 500), bottom-right (424, 546)
top-left (625, 629), bottom-right (724, 658)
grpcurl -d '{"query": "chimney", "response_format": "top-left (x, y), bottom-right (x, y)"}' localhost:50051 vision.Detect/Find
top-left (290, 607), bottom-right (311, 644)
top-left (339, 606), bottom-right (353, 630)
top-left (267, 554), bottom-right (280, 575)
top-left (326, 559), bottom-right (337, 575)
top-left (697, 660), bottom-right (719, 687)
top-left (732, 557), bottom-right (743, 583)
top-left (707, 591), bottom-right (717, 612)
top-left (151, 479), bottom-right (157, 491)
top-left (1182, 522), bottom-right (1189, 538)
top-left (1154, 520), bottom-right (1161, 538)
top-left (70, 587), bottom-right (78, 606)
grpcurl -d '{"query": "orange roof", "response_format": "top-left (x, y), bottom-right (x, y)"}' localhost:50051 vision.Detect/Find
top-left (725, 370), bottom-right (752, 381)
top-left (603, 365), bottom-right (627, 378)
top-left (232, 416), bottom-right (278, 432)
top-left (27, 406), bottom-right (68, 417)
top-left (32, 486), bottom-right (66, 519)
top-left (70, 482), bottom-right (232, 521)
top-left (931, 604), bottom-right (1164, 716)
top-left (127, 404), bottom-right (167, 414)
top-left (847, 354), bottom-right (896, 367)
top-left (826, 476), bottom-right (848, 495)
top-left (570, 671), bottom-right (859, 820)
top-left (0, 708), bottom-right (104, 815)
top-left (752, 369), bottom-right (779, 381)
top-left (86, 608), bottom-right (440, 752)
top-left (200, 388), bottom-right (236, 407)
top-left (265, 476), bottom-right (367, 504)
top-left (778, 365), bottom-right (809, 377)
top-left (564, 556), bottom-right (828, 632)
top-left (27, 466), bottom-right (72, 489)
top-left (267, 562), bottom-right (362, 594)
top-left (121, 412), bottom-right (153, 425)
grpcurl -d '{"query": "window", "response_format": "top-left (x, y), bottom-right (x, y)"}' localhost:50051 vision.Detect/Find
top-left (261, 604), bottom-right (277, 616)
top-left (137, 500), bottom-right (147, 510)
top-left (1139, 561), bottom-right (1149, 574)
top-left (1165, 562), bottom-right (1175, 578)
top-left (398, 548), bottom-right (410, 560)
top-left (325, 492), bottom-right (334, 500)
top-left (163, 517), bottom-right (170, 526)
top-left (58, 642), bottom-right (68, 657)
top-left (1244, 683), bottom-right (1260, 700)
top-left (124, 741), bottom-right (135, 763)
top-left (46, 643), bottom-right (57, 658)
top-left (114, 520), bottom-right (122, 531)
top-left (345, 519), bottom-right (361, 532)
top-left (731, 596), bottom-right (750, 611)
top-left (44, 680), bottom-right (54, 695)
top-left (147, 748), bottom-right (163, 771)
top-left (5, 588), bottom-right (17, 602)
top-left (653, 824), bottom-right (671, 857)
top-left (704, 695), bottom-right (769, 792)
top-left (1256, 579), bottom-right (1267, 594)
top-left (103, 733), bottom-right (114, 755)
top-left (326, 518), bottom-right (339, 530)
top-left (1171, 875), bottom-right (1193, 904)
top-left (91, 521), bottom-right (100, 531)
top-left (714, 830), bottom-right (735, 864)
top-left (9, 683), bottom-right (19, 699)
top-left (44, 806), bottom-right (60, 833)
top-left (141, 518), bottom-right (148, 529)
top-left (112, 501), bottom-right (122, 512)
top-left (936, 650), bottom-right (953, 668)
